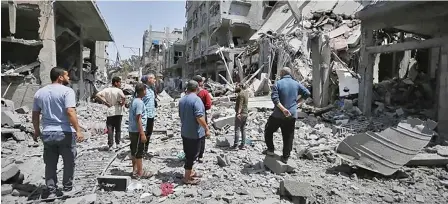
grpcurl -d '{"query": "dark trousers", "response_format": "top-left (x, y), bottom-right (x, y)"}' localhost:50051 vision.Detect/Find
top-left (130, 132), bottom-right (145, 159)
top-left (42, 131), bottom-right (77, 190)
top-left (106, 115), bottom-right (123, 147)
top-left (145, 118), bottom-right (155, 153)
top-left (182, 137), bottom-right (201, 170)
top-left (198, 112), bottom-right (207, 159)
top-left (234, 114), bottom-right (248, 146)
top-left (264, 115), bottom-right (296, 158)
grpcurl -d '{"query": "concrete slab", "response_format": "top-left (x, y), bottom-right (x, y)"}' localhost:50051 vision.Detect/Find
top-left (1, 110), bottom-right (21, 127)
top-left (280, 180), bottom-right (312, 204)
top-left (406, 153), bottom-right (448, 166)
top-left (329, 24), bottom-right (351, 39)
top-left (15, 106), bottom-right (30, 114)
top-left (12, 132), bottom-right (26, 141)
top-left (97, 175), bottom-right (131, 191)
top-left (64, 193), bottom-right (97, 204)
top-left (1, 184), bottom-right (13, 195)
top-left (1, 98), bottom-right (15, 111)
top-left (213, 116), bottom-right (235, 129)
top-left (263, 154), bottom-right (296, 174)
top-left (347, 25), bottom-right (361, 47)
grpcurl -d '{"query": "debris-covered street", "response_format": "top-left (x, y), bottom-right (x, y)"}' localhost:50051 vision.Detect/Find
top-left (2, 0), bottom-right (448, 204)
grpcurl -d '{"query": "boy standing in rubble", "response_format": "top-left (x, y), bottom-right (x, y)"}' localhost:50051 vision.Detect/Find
top-left (263, 67), bottom-right (310, 163)
top-left (192, 75), bottom-right (212, 163)
top-left (233, 83), bottom-right (249, 149)
top-left (179, 80), bottom-right (211, 184)
top-left (32, 67), bottom-right (84, 199)
top-left (95, 76), bottom-right (126, 150)
top-left (128, 83), bottom-right (152, 179)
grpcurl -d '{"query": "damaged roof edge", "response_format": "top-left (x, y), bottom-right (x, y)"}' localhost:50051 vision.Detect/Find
top-left (355, 1), bottom-right (423, 20)
top-left (91, 1), bottom-right (114, 42)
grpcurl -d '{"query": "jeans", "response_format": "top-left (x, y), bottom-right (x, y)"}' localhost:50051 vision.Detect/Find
top-left (106, 115), bottom-right (123, 147)
top-left (41, 131), bottom-right (77, 191)
top-left (234, 114), bottom-right (248, 146)
top-left (264, 115), bottom-right (296, 159)
top-left (182, 137), bottom-right (201, 170)
top-left (144, 118), bottom-right (155, 153)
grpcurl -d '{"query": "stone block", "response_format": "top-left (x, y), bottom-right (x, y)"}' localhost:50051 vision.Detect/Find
top-left (263, 155), bottom-right (296, 174)
top-left (64, 194), bottom-right (97, 204)
top-left (1, 184), bottom-right (13, 195)
top-left (15, 106), bottom-right (30, 114)
top-left (1, 110), bottom-right (21, 127)
top-left (280, 180), bottom-right (312, 204)
top-left (213, 116), bottom-right (235, 129)
top-left (1, 164), bottom-right (20, 182)
top-left (97, 175), bottom-right (131, 191)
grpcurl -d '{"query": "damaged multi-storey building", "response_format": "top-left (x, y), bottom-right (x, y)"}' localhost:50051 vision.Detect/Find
top-left (184, 0), bottom-right (271, 82)
top-left (1, 0), bottom-right (113, 108)
top-left (142, 25), bottom-right (184, 75)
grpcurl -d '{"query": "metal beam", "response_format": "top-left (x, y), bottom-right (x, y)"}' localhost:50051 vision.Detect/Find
top-left (366, 37), bottom-right (448, 54)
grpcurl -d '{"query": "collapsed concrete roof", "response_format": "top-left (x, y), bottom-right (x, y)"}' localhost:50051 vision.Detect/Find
top-left (56, 0), bottom-right (113, 42)
top-left (356, 1), bottom-right (448, 37)
top-left (250, 0), bottom-right (368, 41)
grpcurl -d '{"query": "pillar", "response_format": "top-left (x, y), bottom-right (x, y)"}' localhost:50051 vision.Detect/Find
top-left (78, 28), bottom-right (85, 101)
top-left (8, 1), bottom-right (16, 36)
top-left (358, 25), bottom-right (375, 116)
top-left (437, 44), bottom-right (448, 144)
top-left (310, 34), bottom-right (331, 107)
top-left (38, 2), bottom-right (57, 85)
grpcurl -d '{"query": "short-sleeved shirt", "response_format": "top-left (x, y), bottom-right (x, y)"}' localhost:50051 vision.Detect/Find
top-left (96, 87), bottom-right (125, 117)
top-left (128, 98), bottom-right (147, 133)
top-left (179, 93), bottom-right (205, 139)
top-left (33, 84), bottom-right (77, 132)
top-left (142, 85), bottom-right (156, 119)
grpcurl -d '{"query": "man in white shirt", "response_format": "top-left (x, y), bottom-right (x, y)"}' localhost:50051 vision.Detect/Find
top-left (96, 76), bottom-right (126, 149)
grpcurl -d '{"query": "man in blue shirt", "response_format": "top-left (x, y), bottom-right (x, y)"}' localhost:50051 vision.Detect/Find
top-left (141, 74), bottom-right (157, 155)
top-left (32, 67), bottom-right (84, 199)
top-left (128, 83), bottom-right (153, 179)
top-left (179, 80), bottom-right (210, 185)
top-left (263, 67), bottom-right (310, 163)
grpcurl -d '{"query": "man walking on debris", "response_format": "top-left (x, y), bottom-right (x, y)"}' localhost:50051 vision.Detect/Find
top-left (95, 76), bottom-right (126, 150)
top-left (128, 83), bottom-right (152, 179)
top-left (192, 75), bottom-right (212, 163)
top-left (233, 83), bottom-right (249, 150)
top-left (141, 74), bottom-right (157, 155)
top-left (32, 67), bottom-right (84, 199)
top-left (263, 67), bottom-right (310, 163)
top-left (179, 80), bottom-right (211, 184)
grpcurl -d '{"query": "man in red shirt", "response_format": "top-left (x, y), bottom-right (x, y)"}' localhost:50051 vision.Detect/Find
top-left (192, 75), bottom-right (212, 163)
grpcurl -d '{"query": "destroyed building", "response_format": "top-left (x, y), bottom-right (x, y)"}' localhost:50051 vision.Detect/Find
top-left (142, 25), bottom-right (184, 75)
top-left (184, 0), bottom-right (267, 82)
top-left (163, 40), bottom-right (186, 78)
top-left (1, 0), bottom-right (113, 108)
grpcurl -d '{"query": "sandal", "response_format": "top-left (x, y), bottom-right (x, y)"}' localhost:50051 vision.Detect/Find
top-left (135, 170), bottom-right (154, 179)
top-left (191, 171), bottom-right (202, 178)
top-left (182, 178), bottom-right (200, 185)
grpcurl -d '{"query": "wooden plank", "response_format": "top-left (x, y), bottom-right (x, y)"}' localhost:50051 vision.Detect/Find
top-left (366, 37), bottom-right (448, 54)
top-left (358, 25), bottom-right (375, 116)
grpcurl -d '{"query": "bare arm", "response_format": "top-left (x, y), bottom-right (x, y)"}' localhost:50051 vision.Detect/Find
top-left (95, 93), bottom-right (110, 106)
top-left (32, 111), bottom-right (40, 140)
top-left (136, 114), bottom-right (145, 137)
top-left (196, 116), bottom-right (209, 131)
top-left (67, 108), bottom-right (81, 133)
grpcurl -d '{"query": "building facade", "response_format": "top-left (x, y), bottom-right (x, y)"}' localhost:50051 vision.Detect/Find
top-left (142, 25), bottom-right (183, 74)
top-left (163, 41), bottom-right (186, 78)
top-left (184, 0), bottom-right (268, 82)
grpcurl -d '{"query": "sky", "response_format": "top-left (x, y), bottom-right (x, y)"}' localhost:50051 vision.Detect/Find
top-left (96, 1), bottom-right (186, 62)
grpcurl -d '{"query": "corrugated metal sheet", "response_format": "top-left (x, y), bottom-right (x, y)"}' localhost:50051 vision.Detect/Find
top-left (336, 118), bottom-right (437, 175)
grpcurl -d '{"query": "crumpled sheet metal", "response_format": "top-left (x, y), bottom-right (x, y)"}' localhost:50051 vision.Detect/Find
top-left (336, 118), bottom-right (437, 175)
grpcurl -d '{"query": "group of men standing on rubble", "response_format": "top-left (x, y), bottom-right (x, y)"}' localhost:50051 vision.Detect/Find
top-left (31, 65), bottom-right (310, 198)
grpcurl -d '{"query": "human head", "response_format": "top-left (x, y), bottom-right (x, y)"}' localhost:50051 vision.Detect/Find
top-left (147, 74), bottom-right (156, 85)
top-left (280, 67), bottom-right (292, 78)
top-left (186, 80), bottom-right (199, 93)
top-left (111, 76), bottom-right (121, 88)
top-left (192, 75), bottom-right (204, 87)
top-left (50, 67), bottom-right (70, 85)
top-left (135, 83), bottom-right (146, 98)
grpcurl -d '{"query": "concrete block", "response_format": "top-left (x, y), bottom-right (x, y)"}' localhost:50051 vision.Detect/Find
top-left (406, 153), bottom-right (448, 166)
top-left (1, 110), bottom-right (21, 127)
top-left (64, 193), bottom-right (97, 204)
top-left (15, 106), bottom-right (29, 114)
top-left (1, 184), bottom-right (13, 195)
top-left (12, 132), bottom-right (26, 141)
top-left (280, 180), bottom-right (312, 199)
top-left (215, 136), bottom-right (234, 147)
top-left (97, 175), bottom-right (131, 191)
top-left (170, 102), bottom-right (176, 108)
top-left (329, 24), bottom-right (350, 39)
top-left (1, 164), bottom-right (20, 182)
top-left (263, 155), bottom-right (296, 174)
top-left (1, 99), bottom-right (15, 111)
top-left (347, 25), bottom-right (361, 47)
top-left (396, 108), bottom-right (404, 116)
top-left (166, 129), bottom-right (174, 137)
top-left (213, 116), bottom-right (235, 129)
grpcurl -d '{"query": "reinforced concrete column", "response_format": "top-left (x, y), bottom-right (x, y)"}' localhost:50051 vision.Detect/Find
top-left (38, 1), bottom-right (57, 85)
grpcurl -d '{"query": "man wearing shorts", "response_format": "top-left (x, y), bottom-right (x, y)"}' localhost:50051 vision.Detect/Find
top-left (179, 80), bottom-right (210, 184)
top-left (128, 83), bottom-right (152, 179)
